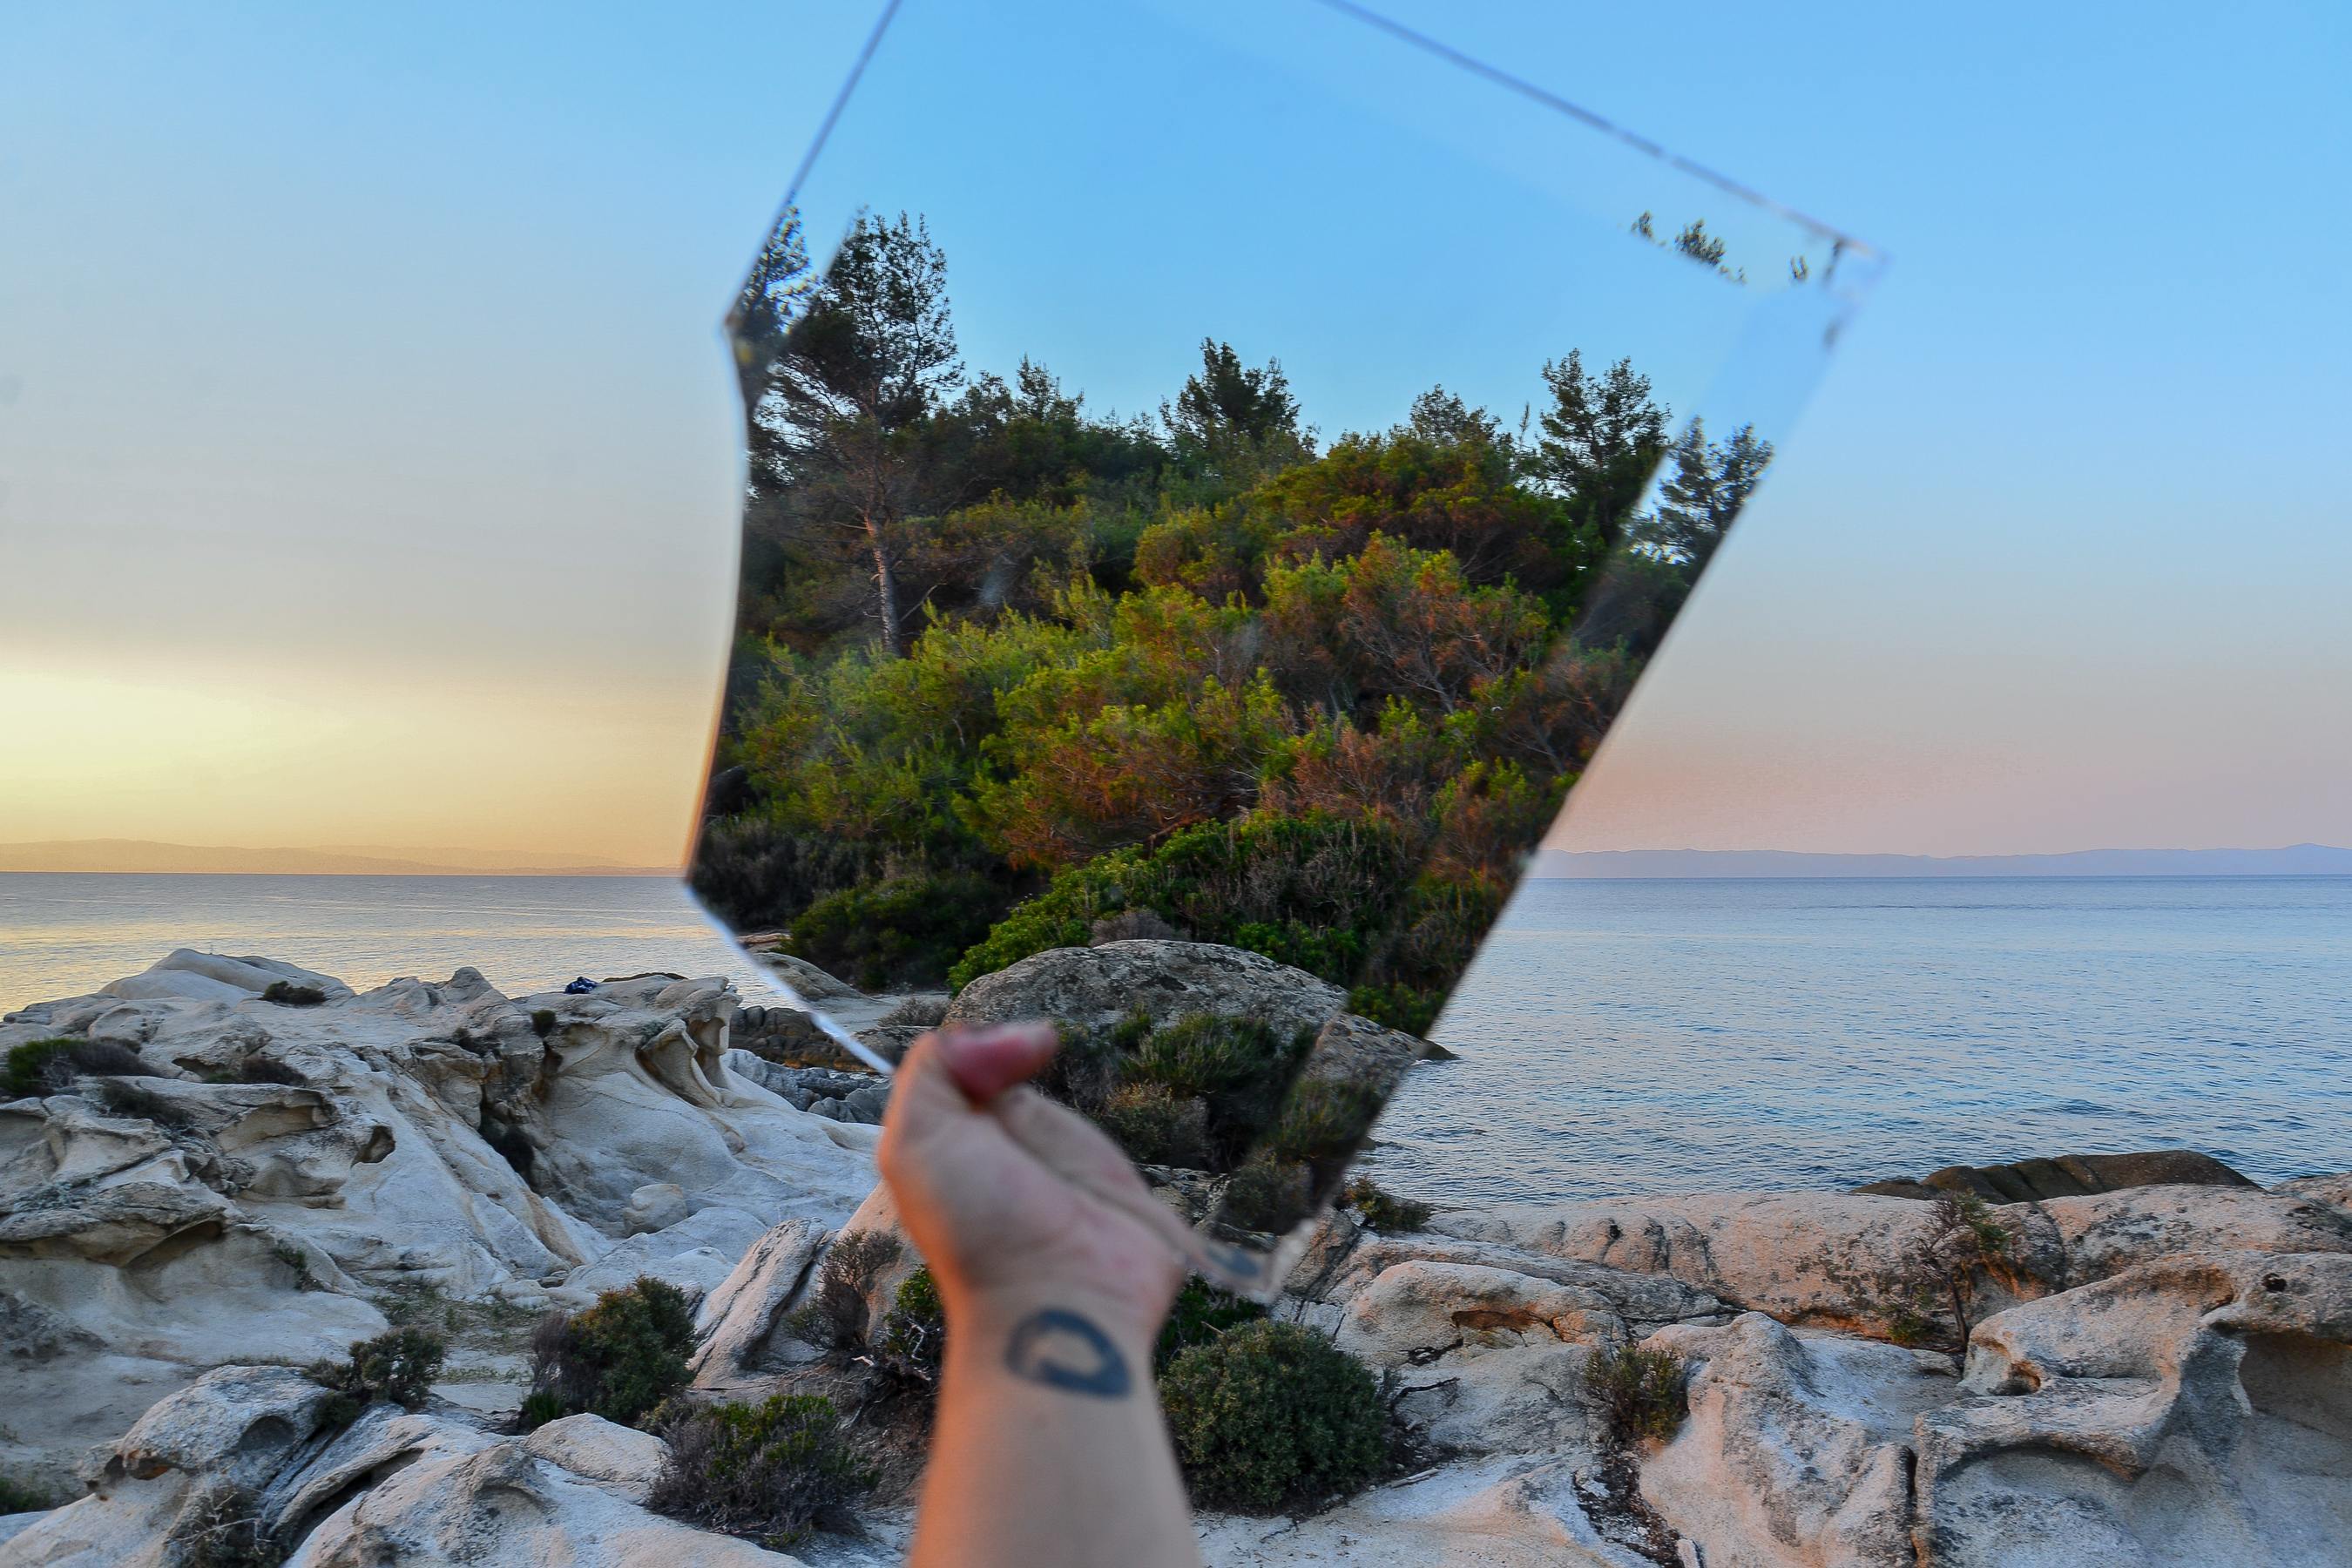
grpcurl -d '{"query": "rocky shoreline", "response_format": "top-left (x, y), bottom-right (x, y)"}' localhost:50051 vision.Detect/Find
top-left (3, 944), bottom-right (2347, 1565)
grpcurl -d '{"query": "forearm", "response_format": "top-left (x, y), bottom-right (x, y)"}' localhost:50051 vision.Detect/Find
top-left (909, 1287), bottom-right (1202, 1568)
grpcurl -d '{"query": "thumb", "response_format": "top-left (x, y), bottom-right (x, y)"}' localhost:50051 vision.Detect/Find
top-left (932, 1020), bottom-right (1059, 1103)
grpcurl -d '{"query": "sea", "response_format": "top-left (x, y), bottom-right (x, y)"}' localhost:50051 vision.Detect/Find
top-left (3, 872), bottom-right (2346, 1201)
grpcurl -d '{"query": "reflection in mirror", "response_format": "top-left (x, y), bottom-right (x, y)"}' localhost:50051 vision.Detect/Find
top-left (686, 0), bottom-right (1878, 1293)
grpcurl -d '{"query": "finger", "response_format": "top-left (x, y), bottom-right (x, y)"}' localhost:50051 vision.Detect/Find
top-left (934, 1020), bottom-right (1059, 1103)
top-left (878, 1031), bottom-right (1007, 1190)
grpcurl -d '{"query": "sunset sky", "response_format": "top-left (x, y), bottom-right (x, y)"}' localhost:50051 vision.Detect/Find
top-left (3, 0), bottom-right (2346, 868)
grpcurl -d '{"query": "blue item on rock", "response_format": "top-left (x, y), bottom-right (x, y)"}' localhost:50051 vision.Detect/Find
top-left (564, 977), bottom-right (598, 994)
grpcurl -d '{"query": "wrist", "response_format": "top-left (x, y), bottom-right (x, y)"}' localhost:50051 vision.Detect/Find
top-left (944, 1282), bottom-right (1164, 1398)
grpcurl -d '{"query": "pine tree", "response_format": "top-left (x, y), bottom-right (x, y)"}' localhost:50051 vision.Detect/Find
top-left (1531, 350), bottom-right (1669, 544)
top-left (763, 212), bottom-right (963, 655)
top-left (1642, 419), bottom-right (1773, 569)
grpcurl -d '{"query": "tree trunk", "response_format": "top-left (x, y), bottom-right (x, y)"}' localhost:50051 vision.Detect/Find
top-left (867, 518), bottom-right (902, 658)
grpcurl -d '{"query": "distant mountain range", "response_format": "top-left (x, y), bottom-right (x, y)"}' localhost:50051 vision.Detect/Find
top-left (0, 840), bottom-right (671, 875)
top-left (1531, 844), bottom-right (2352, 878)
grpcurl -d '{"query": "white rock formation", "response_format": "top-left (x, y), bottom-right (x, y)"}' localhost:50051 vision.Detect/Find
top-left (0, 1365), bottom-right (807, 1568)
top-left (0, 955), bottom-right (874, 1495)
top-left (9, 946), bottom-right (2352, 1568)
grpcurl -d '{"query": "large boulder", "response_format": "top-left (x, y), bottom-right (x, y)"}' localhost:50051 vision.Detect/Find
top-left (1337, 1260), bottom-right (1634, 1366)
top-left (689, 1218), bottom-right (828, 1383)
top-left (1855, 1148), bottom-right (2257, 1203)
top-left (944, 939), bottom-right (1345, 1039)
top-left (95, 950), bottom-right (351, 1007)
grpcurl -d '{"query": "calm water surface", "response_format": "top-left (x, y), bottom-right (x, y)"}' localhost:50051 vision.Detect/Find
top-left (4, 873), bottom-right (2346, 1200)
top-left (0, 874), bottom-right (760, 1009)
top-left (1370, 876), bottom-right (2352, 1200)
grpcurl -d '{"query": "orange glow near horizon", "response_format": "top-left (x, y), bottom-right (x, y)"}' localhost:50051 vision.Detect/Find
top-left (0, 652), bottom-right (722, 869)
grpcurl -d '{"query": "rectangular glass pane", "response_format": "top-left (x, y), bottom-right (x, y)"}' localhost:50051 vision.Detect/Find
top-left (689, 0), bottom-right (1881, 1292)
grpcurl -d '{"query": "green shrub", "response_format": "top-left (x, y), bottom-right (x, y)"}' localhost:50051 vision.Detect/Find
top-left (234, 1057), bottom-right (308, 1087)
top-left (93, 1077), bottom-right (189, 1125)
top-left (1345, 1177), bottom-right (1432, 1233)
top-left (874, 1267), bottom-right (945, 1389)
top-left (260, 981), bottom-right (326, 1006)
top-left (1219, 1157), bottom-right (1314, 1233)
top-left (524, 1277), bottom-right (698, 1429)
top-left (648, 1394), bottom-right (875, 1549)
top-left (1123, 1013), bottom-right (1288, 1098)
top-left (312, 1327), bottom-right (447, 1423)
top-left (1154, 1278), bottom-right (1266, 1373)
top-left (0, 1474), bottom-right (51, 1512)
top-left (788, 870), bottom-right (1016, 991)
top-left (1159, 1321), bottom-right (1386, 1511)
top-left (269, 1240), bottom-right (317, 1291)
top-left (1344, 982), bottom-right (1443, 1037)
top-left (1586, 1343), bottom-right (1686, 1444)
top-left (3, 1037), bottom-right (145, 1098)
top-left (1066, 1011), bottom-right (1313, 1173)
top-left (530, 1009), bottom-right (558, 1038)
top-left (1268, 1076), bottom-right (1384, 1167)
top-left (1094, 1083), bottom-right (1214, 1166)
top-left (950, 813), bottom-right (1416, 993)
top-left (517, 1390), bottom-right (569, 1430)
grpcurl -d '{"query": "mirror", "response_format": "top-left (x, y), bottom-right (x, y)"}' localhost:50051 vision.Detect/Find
top-left (686, 0), bottom-right (1881, 1294)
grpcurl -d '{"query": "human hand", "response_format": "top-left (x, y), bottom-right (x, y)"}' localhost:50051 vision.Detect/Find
top-left (877, 1022), bottom-right (1197, 1361)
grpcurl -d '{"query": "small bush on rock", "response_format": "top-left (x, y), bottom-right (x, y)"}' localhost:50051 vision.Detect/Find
top-left (1094, 1083), bottom-right (1212, 1167)
top-left (1125, 1013), bottom-right (1289, 1100)
top-left (0, 1474), bottom-right (52, 1512)
top-left (172, 1484), bottom-right (281, 1568)
top-left (1588, 1343), bottom-right (1686, 1445)
top-left (873, 1267), bottom-right (945, 1391)
top-left (1267, 1076), bottom-right (1383, 1167)
top-left (1218, 1156), bottom-right (1314, 1233)
top-left (313, 1328), bottom-right (447, 1424)
top-left (269, 1240), bottom-right (317, 1291)
top-left (3, 1037), bottom-right (145, 1098)
top-left (649, 1394), bottom-right (876, 1549)
top-left (877, 994), bottom-right (948, 1029)
top-left (529, 1008), bottom-right (558, 1038)
top-left (1159, 1320), bottom-right (1386, 1511)
top-left (1155, 1277), bottom-right (1265, 1373)
top-left (1089, 906), bottom-right (1182, 944)
top-left (524, 1277), bottom-right (698, 1429)
top-left (234, 1056), bottom-right (308, 1087)
top-left (93, 1077), bottom-right (190, 1126)
top-left (1344, 1177), bottom-right (1432, 1232)
top-left (784, 1231), bottom-right (902, 1352)
top-left (260, 981), bottom-right (326, 1007)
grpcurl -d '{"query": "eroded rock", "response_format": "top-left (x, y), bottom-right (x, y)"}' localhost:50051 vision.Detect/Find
top-left (0, 954), bottom-right (875, 1486)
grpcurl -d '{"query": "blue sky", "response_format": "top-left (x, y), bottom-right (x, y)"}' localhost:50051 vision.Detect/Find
top-left (1, 0), bottom-right (2345, 860)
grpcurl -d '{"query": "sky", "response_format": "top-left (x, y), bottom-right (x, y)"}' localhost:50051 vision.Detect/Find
top-left (1, 0), bottom-right (2346, 868)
